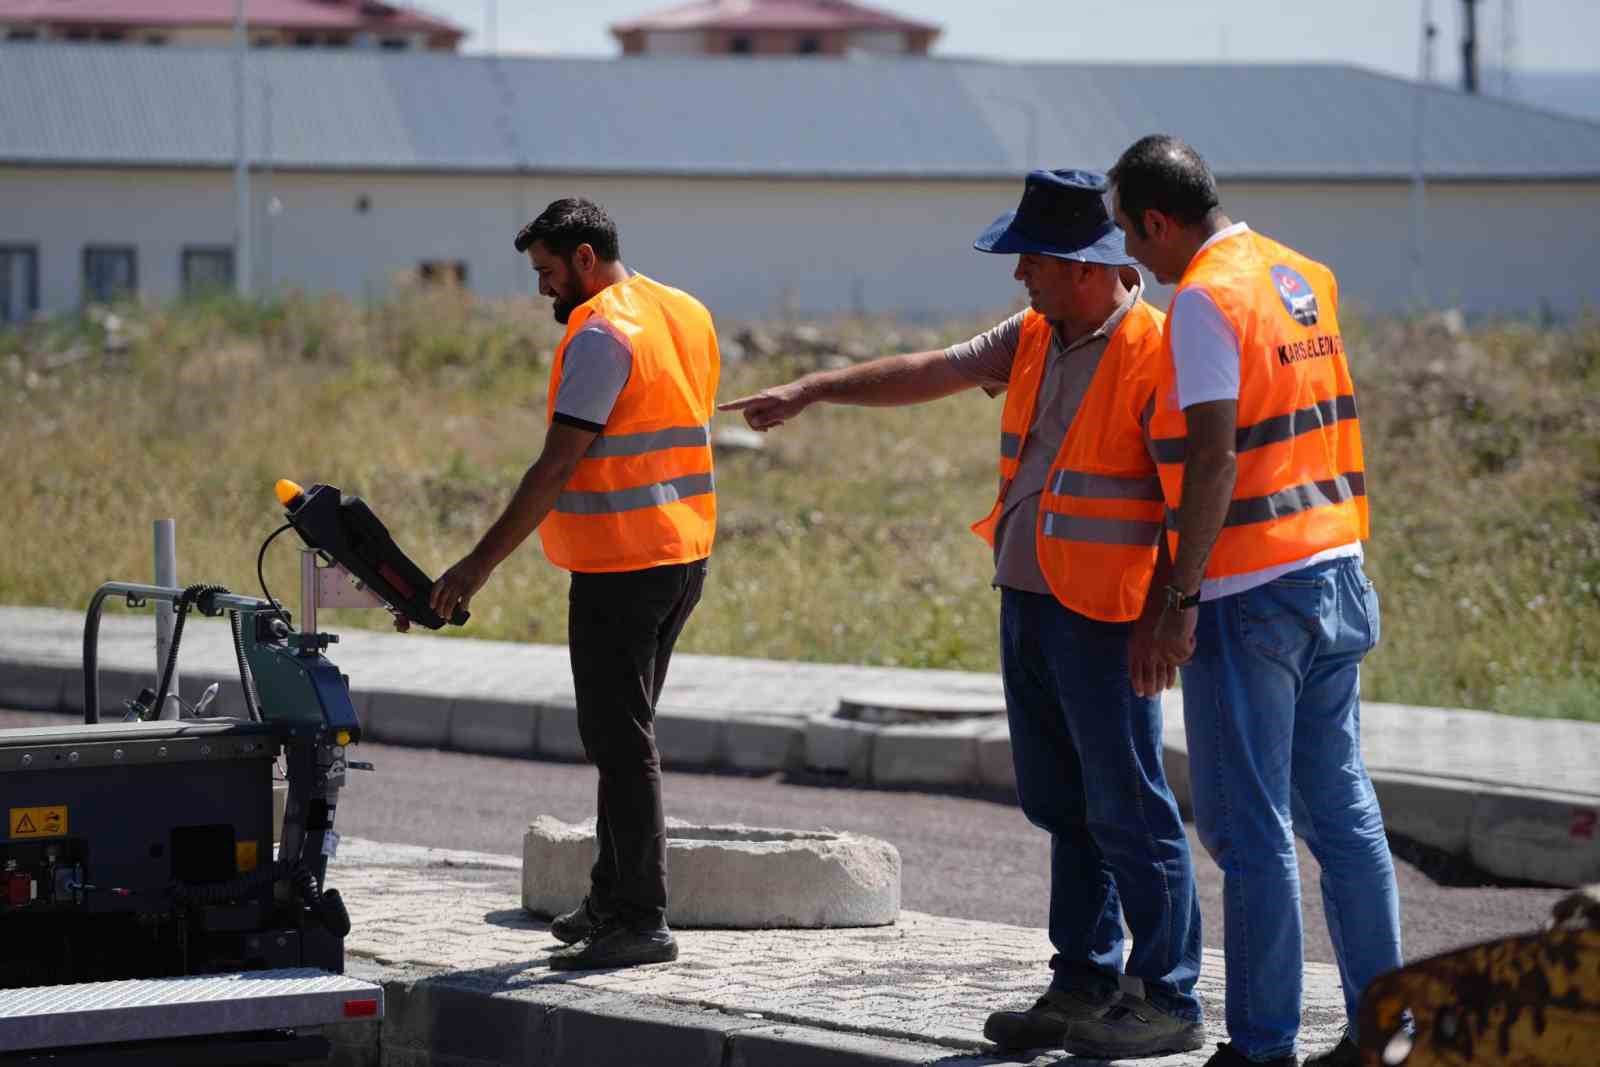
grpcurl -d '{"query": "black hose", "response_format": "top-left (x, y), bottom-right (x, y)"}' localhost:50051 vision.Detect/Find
top-left (147, 583), bottom-right (228, 721)
top-left (229, 609), bottom-right (263, 722)
top-left (171, 860), bottom-right (303, 907)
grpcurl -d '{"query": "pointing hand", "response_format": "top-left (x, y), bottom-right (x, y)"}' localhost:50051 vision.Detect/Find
top-left (717, 382), bottom-right (811, 431)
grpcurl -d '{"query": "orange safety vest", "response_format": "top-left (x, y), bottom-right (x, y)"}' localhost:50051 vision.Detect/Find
top-left (539, 273), bottom-right (720, 574)
top-left (971, 301), bottom-right (1168, 623)
top-left (1149, 230), bottom-right (1367, 580)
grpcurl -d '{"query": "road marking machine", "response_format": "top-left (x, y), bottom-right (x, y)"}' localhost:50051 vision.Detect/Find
top-left (0, 482), bottom-right (463, 1065)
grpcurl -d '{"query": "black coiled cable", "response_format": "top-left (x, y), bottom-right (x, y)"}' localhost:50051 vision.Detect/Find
top-left (147, 583), bottom-right (229, 721)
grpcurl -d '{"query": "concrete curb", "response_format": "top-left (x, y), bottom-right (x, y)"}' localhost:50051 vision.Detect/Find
top-left (322, 965), bottom-right (1034, 1067)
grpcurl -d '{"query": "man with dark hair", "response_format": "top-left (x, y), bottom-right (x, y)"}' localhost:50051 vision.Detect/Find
top-left (1106, 134), bottom-right (1401, 1067)
top-left (432, 197), bottom-right (720, 971)
top-left (725, 171), bottom-right (1204, 1059)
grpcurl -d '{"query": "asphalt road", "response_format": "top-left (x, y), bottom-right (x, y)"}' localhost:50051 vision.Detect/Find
top-left (1, 709), bottom-right (1564, 968)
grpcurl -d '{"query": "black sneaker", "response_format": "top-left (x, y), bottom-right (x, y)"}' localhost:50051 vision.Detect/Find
top-left (1062, 994), bottom-right (1205, 1059)
top-left (1304, 1034), bottom-right (1361, 1066)
top-left (983, 986), bottom-right (1116, 1050)
top-left (550, 897), bottom-right (601, 945)
top-left (1203, 1040), bottom-right (1297, 1067)
top-left (548, 922), bottom-right (678, 971)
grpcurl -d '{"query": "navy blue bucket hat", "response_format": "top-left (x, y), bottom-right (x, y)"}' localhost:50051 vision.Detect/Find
top-left (974, 169), bottom-right (1135, 266)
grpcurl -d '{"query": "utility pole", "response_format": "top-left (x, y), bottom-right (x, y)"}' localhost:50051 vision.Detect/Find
top-left (1500, 0), bottom-right (1517, 98)
top-left (233, 0), bottom-right (253, 297)
top-left (1411, 0), bottom-right (1438, 308)
top-left (1460, 0), bottom-right (1480, 93)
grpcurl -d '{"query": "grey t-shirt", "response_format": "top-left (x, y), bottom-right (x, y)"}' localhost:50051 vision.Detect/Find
top-left (945, 275), bottom-right (1144, 594)
top-left (552, 318), bottom-right (633, 432)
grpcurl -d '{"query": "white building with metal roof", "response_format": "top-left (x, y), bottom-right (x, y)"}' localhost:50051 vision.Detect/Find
top-left (2, 44), bottom-right (1597, 322)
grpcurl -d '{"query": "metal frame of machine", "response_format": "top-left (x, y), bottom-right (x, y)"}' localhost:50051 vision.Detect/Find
top-left (0, 482), bottom-right (459, 1064)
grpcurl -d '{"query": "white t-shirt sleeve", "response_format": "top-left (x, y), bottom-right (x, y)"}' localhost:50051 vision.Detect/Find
top-left (1169, 287), bottom-right (1240, 408)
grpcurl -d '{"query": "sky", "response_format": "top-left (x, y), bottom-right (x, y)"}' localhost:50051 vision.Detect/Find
top-left (414, 0), bottom-right (1599, 84)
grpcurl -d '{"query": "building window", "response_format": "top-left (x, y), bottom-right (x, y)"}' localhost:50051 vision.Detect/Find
top-left (96, 29), bottom-right (124, 42)
top-left (64, 28), bottom-right (92, 42)
top-left (325, 33), bottom-right (351, 48)
top-left (145, 34), bottom-right (168, 46)
top-left (0, 246), bottom-right (40, 326)
top-left (83, 246), bottom-right (137, 304)
top-left (379, 36), bottom-right (409, 50)
top-left (253, 35), bottom-right (277, 47)
top-left (728, 35), bottom-right (752, 54)
top-left (5, 28), bottom-right (40, 41)
top-left (181, 247), bottom-right (235, 297)
top-left (797, 36), bottom-right (821, 54)
top-left (293, 34), bottom-right (316, 48)
top-left (418, 261), bottom-right (468, 287)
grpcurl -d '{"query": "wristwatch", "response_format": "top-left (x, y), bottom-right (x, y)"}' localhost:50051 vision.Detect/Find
top-left (1163, 584), bottom-right (1200, 611)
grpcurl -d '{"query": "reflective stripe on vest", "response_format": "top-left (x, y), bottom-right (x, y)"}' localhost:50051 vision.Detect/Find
top-left (1149, 394), bottom-right (1359, 465)
top-left (583, 423), bottom-right (711, 459)
top-left (1042, 512), bottom-right (1164, 547)
top-left (1166, 471), bottom-right (1366, 529)
top-left (555, 471), bottom-right (716, 516)
top-left (1050, 469), bottom-right (1164, 501)
top-left (969, 299), bottom-right (1169, 623)
top-left (1150, 230), bottom-right (1368, 580)
top-left (539, 273), bottom-right (720, 573)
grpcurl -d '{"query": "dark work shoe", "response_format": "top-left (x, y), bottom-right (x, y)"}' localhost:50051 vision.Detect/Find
top-left (548, 923), bottom-right (678, 971)
top-left (983, 986), bottom-right (1116, 1050)
top-left (1304, 1034), bottom-right (1361, 1067)
top-left (1203, 1040), bottom-right (1297, 1067)
top-left (1062, 994), bottom-right (1205, 1059)
top-left (550, 897), bottom-right (601, 945)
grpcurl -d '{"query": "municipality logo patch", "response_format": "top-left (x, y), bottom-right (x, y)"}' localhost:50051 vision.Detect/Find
top-left (1270, 265), bottom-right (1319, 326)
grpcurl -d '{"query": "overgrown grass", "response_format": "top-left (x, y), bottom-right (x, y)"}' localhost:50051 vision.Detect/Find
top-left (3, 290), bottom-right (1596, 720)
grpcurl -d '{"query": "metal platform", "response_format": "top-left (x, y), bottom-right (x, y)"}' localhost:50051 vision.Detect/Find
top-left (0, 969), bottom-right (382, 1052)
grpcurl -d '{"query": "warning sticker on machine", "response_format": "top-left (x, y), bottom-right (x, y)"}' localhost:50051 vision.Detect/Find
top-left (9, 806), bottom-right (68, 839)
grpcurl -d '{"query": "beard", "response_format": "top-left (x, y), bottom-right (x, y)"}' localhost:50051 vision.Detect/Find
top-left (552, 296), bottom-right (576, 324)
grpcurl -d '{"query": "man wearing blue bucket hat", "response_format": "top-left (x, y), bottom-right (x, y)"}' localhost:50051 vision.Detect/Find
top-left (722, 170), bottom-right (1205, 1059)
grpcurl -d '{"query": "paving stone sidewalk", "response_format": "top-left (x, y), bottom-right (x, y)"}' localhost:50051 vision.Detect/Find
top-left (325, 839), bottom-right (1348, 1067)
top-left (3, 605), bottom-right (1598, 886)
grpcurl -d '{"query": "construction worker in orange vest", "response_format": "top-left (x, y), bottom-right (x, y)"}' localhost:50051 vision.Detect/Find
top-left (431, 197), bottom-right (719, 971)
top-left (1108, 136), bottom-right (1402, 1067)
top-left (723, 170), bottom-right (1205, 1059)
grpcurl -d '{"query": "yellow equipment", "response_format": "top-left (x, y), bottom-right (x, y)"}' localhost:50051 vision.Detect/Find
top-left (1358, 885), bottom-right (1600, 1066)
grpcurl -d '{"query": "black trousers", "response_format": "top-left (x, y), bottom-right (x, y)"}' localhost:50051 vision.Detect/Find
top-left (568, 559), bottom-right (706, 931)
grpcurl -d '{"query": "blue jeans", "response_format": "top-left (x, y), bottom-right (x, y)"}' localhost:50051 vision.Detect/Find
top-left (1182, 556), bottom-right (1402, 1061)
top-left (1000, 589), bottom-right (1203, 1023)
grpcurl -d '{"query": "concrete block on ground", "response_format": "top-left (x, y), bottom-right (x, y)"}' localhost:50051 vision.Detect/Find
top-left (524, 815), bottom-right (900, 928)
top-left (976, 721), bottom-right (1015, 792)
top-left (1469, 787), bottom-right (1600, 887)
top-left (722, 715), bottom-right (803, 772)
top-left (537, 701), bottom-right (586, 761)
top-left (1371, 771), bottom-right (1474, 855)
top-left (448, 698), bottom-right (538, 757)
top-left (548, 995), bottom-right (766, 1067)
top-left (870, 721), bottom-right (985, 787)
top-left (0, 660), bottom-right (66, 712)
top-left (803, 711), bottom-right (875, 779)
top-left (655, 707), bottom-right (726, 768)
top-left (730, 1024), bottom-right (1013, 1066)
top-left (365, 690), bottom-right (451, 748)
